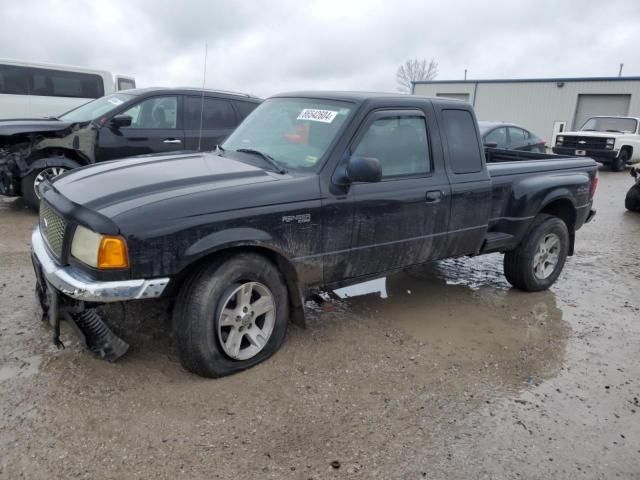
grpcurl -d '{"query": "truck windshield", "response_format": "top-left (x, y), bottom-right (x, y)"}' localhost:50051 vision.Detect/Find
top-left (581, 117), bottom-right (637, 133)
top-left (222, 97), bottom-right (353, 170)
top-left (58, 93), bottom-right (135, 123)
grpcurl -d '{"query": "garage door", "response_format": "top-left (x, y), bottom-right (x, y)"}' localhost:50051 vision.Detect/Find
top-left (573, 94), bottom-right (630, 129)
top-left (436, 93), bottom-right (470, 102)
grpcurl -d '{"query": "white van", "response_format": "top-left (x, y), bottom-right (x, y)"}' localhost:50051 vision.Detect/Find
top-left (0, 59), bottom-right (136, 119)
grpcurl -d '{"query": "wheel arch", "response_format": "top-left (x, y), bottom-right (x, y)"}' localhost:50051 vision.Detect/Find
top-left (539, 197), bottom-right (577, 255)
top-left (172, 242), bottom-right (307, 328)
top-left (620, 145), bottom-right (633, 159)
top-left (20, 150), bottom-right (85, 178)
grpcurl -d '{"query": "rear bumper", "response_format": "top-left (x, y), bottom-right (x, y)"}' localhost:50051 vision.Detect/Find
top-left (552, 147), bottom-right (617, 163)
top-left (31, 226), bottom-right (169, 303)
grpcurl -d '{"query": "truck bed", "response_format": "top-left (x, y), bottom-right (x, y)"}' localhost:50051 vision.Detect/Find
top-left (482, 148), bottom-right (598, 254)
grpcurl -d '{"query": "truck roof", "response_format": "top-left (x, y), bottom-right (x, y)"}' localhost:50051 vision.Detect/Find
top-left (272, 91), bottom-right (465, 105)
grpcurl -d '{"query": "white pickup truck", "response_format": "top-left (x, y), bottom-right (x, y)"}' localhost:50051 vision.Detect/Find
top-left (552, 116), bottom-right (640, 171)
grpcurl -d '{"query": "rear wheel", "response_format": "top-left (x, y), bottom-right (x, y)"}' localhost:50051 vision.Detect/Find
top-left (173, 253), bottom-right (289, 378)
top-left (21, 166), bottom-right (69, 210)
top-left (503, 214), bottom-right (569, 291)
top-left (612, 150), bottom-right (628, 172)
top-left (625, 183), bottom-right (640, 212)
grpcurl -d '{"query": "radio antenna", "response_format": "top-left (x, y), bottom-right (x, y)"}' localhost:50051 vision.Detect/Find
top-left (197, 43), bottom-right (208, 151)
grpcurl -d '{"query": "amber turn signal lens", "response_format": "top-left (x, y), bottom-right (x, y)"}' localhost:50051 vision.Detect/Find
top-left (97, 236), bottom-right (129, 269)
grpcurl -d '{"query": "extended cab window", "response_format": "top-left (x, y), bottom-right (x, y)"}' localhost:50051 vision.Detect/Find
top-left (184, 96), bottom-right (237, 129)
top-left (122, 96), bottom-right (178, 129)
top-left (442, 109), bottom-right (483, 174)
top-left (353, 116), bottom-right (430, 178)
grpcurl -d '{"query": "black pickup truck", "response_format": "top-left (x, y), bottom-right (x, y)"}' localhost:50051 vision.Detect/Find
top-left (31, 92), bottom-right (598, 377)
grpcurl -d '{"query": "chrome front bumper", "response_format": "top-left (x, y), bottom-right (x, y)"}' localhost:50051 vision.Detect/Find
top-left (31, 226), bottom-right (169, 303)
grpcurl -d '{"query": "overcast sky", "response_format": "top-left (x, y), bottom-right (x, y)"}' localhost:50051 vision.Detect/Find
top-left (2, 0), bottom-right (640, 98)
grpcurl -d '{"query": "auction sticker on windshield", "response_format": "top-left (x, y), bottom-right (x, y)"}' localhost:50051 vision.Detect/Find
top-left (297, 109), bottom-right (338, 123)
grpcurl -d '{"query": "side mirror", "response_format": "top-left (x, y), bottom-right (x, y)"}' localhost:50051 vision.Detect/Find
top-left (484, 141), bottom-right (498, 148)
top-left (110, 115), bottom-right (132, 128)
top-left (347, 156), bottom-right (382, 183)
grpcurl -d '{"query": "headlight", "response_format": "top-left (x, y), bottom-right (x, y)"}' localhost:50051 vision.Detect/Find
top-left (606, 138), bottom-right (615, 150)
top-left (556, 136), bottom-right (564, 145)
top-left (71, 225), bottom-right (129, 269)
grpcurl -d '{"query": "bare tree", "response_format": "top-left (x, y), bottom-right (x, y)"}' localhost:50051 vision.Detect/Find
top-left (396, 58), bottom-right (438, 93)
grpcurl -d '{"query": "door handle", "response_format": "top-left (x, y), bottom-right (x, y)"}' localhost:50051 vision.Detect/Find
top-left (163, 139), bottom-right (182, 144)
top-left (425, 190), bottom-right (442, 203)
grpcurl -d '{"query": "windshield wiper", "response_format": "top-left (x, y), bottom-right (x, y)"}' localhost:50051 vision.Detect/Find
top-left (605, 129), bottom-right (622, 132)
top-left (235, 148), bottom-right (287, 174)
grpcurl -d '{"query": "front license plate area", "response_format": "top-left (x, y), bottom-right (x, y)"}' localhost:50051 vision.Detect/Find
top-left (575, 149), bottom-right (586, 156)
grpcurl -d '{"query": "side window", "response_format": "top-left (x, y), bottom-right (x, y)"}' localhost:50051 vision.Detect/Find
top-left (122, 96), bottom-right (178, 129)
top-left (184, 96), bottom-right (237, 130)
top-left (234, 101), bottom-right (259, 121)
top-left (508, 127), bottom-right (527, 143)
top-left (485, 127), bottom-right (508, 146)
top-left (117, 78), bottom-right (136, 90)
top-left (30, 68), bottom-right (104, 98)
top-left (0, 65), bottom-right (29, 95)
top-left (353, 115), bottom-right (430, 178)
top-left (442, 109), bottom-right (483, 174)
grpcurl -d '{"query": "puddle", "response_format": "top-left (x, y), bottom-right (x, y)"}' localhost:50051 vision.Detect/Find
top-left (332, 255), bottom-right (570, 386)
top-left (0, 354), bottom-right (42, 382)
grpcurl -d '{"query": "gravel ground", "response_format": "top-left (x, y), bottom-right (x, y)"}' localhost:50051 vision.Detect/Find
top-left (0, 169), bottom-right (639, 479)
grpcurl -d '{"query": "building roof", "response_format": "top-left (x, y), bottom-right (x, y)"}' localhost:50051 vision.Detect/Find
top-left (412, 76), bottom-right (640, 86)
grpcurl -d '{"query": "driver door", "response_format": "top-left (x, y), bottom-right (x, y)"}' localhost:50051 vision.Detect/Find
top-left (330, 109), bottom-right (450, 280)
top-left (97, 95), bottom-right (185, 161)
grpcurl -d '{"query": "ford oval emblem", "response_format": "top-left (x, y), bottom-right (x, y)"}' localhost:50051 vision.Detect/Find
top-left (578, 140), bottom-right (586, 144)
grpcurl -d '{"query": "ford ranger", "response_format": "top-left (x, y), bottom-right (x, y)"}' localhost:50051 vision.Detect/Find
top-left (31, 92), bottom-right (598, 377)
top-left (552, 116), bottom-right (640, 171)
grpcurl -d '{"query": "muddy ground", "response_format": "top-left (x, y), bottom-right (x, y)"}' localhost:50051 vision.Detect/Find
top-left (0, 170), bottom-right (639, 479)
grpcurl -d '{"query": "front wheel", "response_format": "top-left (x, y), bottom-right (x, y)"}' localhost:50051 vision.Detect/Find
top-left (503, 214), bottom-right (569, 291)
top-left (612, 150), bottom-right (628, 172)
top-left (625, 183), bottom-right (640, 212)
top-left (173, 253), bottom-right (289, 378)
top-left (21, 166), bottom-right (69, 210)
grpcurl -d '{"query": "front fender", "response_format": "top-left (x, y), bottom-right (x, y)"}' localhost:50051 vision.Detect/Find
top-left (179, 227), bottom-right (307, 327)
top-left (22, 156), bottom-right (82, 178)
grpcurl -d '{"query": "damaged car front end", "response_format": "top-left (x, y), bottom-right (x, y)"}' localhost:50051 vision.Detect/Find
top-left (0, 119), bottom-right (97, 207)
top-left (32, 180), bottom-right (169, 360)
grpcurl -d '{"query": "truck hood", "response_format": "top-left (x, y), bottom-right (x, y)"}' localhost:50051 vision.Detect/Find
top-left (49, 151), bottom-right (279, 216)
top-left (559, 130), bottom-right (625, 137)
top-left (0, 118), bottom-right (76, 137)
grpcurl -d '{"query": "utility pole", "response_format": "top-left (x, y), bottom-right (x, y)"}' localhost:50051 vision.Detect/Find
top-left (464, 69), bottom-right (467, 80)
top-left (619, 63), bottom-right (624, 77)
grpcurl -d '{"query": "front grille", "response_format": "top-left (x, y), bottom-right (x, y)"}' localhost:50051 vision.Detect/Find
top-left (560, 136), bottom-right (608, 149)
top-left (39, 201), bottom-right (66, 258)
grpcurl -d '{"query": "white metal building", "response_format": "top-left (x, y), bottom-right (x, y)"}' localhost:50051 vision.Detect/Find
top-left (412, 77), bottom-right (640, 143)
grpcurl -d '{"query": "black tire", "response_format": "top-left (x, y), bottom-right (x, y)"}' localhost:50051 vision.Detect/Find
top-left (173, 253), bottom-right (289, 378)
top-left (503, 214), bottom-right (569, 292)
top-left (21, 166), bottom-right (69, 210)
top-left (612, 150), bottom-right (629, 172)
top-left (625, 183), bottom-right (640, 212)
